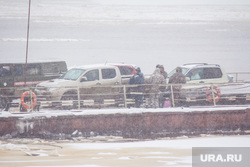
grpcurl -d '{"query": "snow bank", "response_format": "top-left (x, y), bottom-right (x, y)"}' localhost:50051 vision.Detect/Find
top-left (1, 105), bottom-right (250, 119)
top-left (0, 143), bottom-right (29, 151)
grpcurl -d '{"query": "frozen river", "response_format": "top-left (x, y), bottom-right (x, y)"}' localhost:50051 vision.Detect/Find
top-left (0, 0), bottom-right (250, 74)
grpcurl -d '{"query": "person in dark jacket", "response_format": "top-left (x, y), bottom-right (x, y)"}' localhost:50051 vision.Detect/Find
top-left (168, 67), bottom-right (186, 107)
top-left (128, 67), bottom-right (145, 108)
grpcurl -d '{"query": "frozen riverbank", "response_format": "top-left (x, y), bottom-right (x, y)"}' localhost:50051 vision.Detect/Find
top-left (1, 105), bottom-right (250, 139)
top-left (1, 135), bottom-right (250, 167)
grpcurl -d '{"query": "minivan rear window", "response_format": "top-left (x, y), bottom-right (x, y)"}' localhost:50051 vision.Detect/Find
top-left (14, 65), bottom-right (23, 76)
top-left (203, 68), bottom-right (222, 79)
top-left (186, 68), bottom-right (223, 80)
top-left (0, 66), bottom-right (11, 77)
top-left (27, 64), bottom-right (41, 76)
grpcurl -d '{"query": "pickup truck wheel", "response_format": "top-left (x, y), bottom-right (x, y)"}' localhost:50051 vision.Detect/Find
top-left (61, 92), bottom-right (78, 109)
top-left (61, 93), bottom-right (77, 101)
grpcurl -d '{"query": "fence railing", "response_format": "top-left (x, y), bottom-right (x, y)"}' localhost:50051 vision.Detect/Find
top-left (227, 72), bottom-right (250, 82)
top-left (1, 82), bottom-right (250, 111)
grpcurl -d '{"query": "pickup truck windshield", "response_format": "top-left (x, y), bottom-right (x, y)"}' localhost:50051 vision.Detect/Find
top-left (60, 69), bottom-right (86, 80)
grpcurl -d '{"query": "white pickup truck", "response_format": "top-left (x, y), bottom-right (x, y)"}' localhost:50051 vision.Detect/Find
top-left (35, 64), bottom-right (136, 101)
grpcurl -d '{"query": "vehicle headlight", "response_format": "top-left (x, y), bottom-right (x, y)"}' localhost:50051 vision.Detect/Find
top-left (48, 87), bottom-right (60, 92)
top-left (35, 86), bottom-right (48, 92)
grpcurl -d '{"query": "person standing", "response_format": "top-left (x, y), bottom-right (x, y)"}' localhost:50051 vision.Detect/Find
top-left (158, 65), bottom-right (168, 79)
top-left (168, 67), bottom-right (186, 107)
top-left (148, 68), bottom-right (166, 108)
top-left (128, 67), bottom-right (145, 108)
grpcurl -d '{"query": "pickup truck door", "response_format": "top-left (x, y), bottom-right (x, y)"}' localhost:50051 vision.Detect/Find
top-left (79, 69), bottom-right (101, 99)
top-left (100, 68), bottom-right (121, 85)
top-left (79, 68), bottom-right (122, 100)
top-left (80, 69), bottom-right (100, 86)
top-left (98, 67), bottom-right (122, 98)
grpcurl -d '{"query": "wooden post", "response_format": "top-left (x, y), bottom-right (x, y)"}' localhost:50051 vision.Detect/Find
top-left (171, 84), bottom-right (175, 107)
top-left (123, 85), bottom-right (127, 108)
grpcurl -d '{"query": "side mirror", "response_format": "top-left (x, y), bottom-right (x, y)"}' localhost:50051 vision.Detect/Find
top-left (80, 76), bottom-right (88, 82)
top-left (186, 77), bottom-right (190, 82)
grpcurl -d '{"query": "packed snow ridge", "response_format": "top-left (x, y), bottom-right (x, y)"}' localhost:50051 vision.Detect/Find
top-left (1, 105), bottom-right (250, 119)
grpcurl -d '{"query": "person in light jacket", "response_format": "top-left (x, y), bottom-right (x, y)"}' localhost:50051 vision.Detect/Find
top-left (156, 64), bottom-right (168, 79)
top-left (148, 68), bottom-right (166, 108)
top-left (168, 67), bottom-right (186, 107)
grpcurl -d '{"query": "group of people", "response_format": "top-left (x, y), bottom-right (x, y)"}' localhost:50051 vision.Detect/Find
top-left (128, 65), bottom-right (186, 108)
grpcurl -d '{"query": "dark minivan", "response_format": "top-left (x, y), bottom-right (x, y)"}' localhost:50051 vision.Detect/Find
top-left (0, 60), bottom-right (67, 108)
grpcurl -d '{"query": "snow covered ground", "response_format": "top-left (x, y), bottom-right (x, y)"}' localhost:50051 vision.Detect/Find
top-left (0, 135), bottom-right (250, 167)
top-left (1, 104), bottom-right (250, 167)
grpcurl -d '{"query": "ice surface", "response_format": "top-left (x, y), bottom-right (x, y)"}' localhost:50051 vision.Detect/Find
top-left (0, 0), bottom-right (250, 75)
top-left (67, 136), bottom-right (250, 150)
top-left (0, 143), bottom-right (29, 151)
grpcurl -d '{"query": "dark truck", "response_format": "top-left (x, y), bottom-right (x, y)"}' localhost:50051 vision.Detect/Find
top-left (0, 61), bottom-right (67, 109)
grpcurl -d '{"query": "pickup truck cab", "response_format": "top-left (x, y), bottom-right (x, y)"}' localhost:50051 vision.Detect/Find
top-left (35, 64), bottom-right (132, 101)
